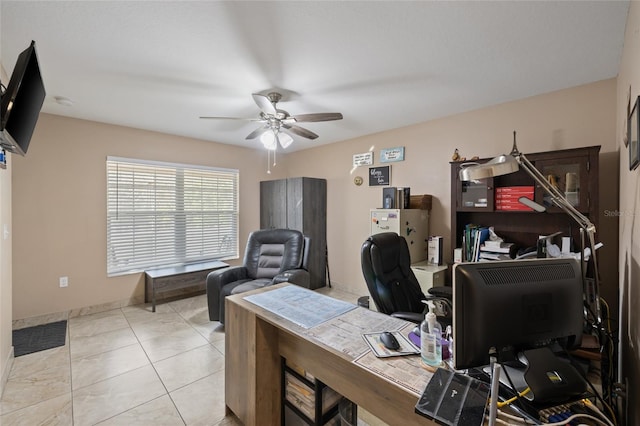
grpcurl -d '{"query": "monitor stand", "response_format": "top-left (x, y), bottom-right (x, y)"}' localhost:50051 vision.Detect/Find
top-left (484, 346), bottom-right (587, 404)
top-left (520, 347), bottom-right (587, 403)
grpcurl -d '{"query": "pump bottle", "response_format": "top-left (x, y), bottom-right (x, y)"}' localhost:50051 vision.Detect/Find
top-left (420, 308), bottom-right (442, 367)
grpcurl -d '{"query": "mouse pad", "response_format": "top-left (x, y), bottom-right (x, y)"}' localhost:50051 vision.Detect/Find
top-left (362, 331), bottom-right (419, 357)
top-left (415, 368), bottom-right (489, 426)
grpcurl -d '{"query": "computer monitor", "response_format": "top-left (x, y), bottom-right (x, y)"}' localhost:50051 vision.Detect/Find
top-left (452, 258), bottom-right (586, 403)
top-left (453, 258), bottom-right (583, 370)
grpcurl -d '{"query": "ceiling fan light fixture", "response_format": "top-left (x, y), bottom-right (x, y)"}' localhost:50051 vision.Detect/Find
top-left (279, 132), bottom-right (293, 149)
top-left (200, 91), bottom-right (343, 150)
top-left (260, 131), bottom-right (277, 150)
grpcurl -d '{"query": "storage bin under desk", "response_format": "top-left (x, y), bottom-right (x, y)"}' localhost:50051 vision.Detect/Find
top-left (282, 358), bottom-right (345, 425)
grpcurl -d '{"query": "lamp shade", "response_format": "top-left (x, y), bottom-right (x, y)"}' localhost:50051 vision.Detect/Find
top-left (260, 131), bottom-right (277, 150)
top-left (279, 133), bottom-right (293, 149)
top-left (459, 154), bottom-right (519, 181)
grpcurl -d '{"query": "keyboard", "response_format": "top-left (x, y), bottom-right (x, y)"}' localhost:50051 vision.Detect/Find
top-left (415, 368), bottom-right (490, 426)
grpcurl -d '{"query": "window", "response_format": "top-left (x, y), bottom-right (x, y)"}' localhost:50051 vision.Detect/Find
top-left (106, 157), bottom-right (239, 276)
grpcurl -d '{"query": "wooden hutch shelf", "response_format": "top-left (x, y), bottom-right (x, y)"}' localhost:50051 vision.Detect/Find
top-left (450, 146), bottom-right (600, 259)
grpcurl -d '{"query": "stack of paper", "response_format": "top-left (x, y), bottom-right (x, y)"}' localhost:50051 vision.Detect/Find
top-left (479, 241), bottom-right (514, 261)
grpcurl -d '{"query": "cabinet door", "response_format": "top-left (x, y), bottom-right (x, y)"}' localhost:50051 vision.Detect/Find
top-left (456, 177), bottom-right (494, 211)
top-left (534, 156), bottom-right (590, 213)
top-left (260, 179), bottom-right (287, 229)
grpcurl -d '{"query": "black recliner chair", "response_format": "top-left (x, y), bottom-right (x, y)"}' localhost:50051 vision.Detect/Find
top-left (206, 228), bottom-right (310, 324)
top-left (361, 232), bottom-right (452, 325)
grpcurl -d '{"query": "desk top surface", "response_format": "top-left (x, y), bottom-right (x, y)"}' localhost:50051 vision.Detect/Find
top-left (228, 283), bottom-right (435, 397)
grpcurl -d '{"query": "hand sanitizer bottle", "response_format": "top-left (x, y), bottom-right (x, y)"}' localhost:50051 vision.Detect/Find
top-left (421, 309), bottom-right (442, 367)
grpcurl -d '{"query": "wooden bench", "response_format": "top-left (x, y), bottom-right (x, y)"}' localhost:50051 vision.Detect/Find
top-left (145, 260), bottom-right (228, 312)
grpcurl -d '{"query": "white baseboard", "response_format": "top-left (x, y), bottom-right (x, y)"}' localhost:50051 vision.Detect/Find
top-left (12, 296), bottom-right (144, 330)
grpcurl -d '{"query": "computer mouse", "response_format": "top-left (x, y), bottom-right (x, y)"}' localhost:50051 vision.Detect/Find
top-left (380, 331), bottom-right (400, 350)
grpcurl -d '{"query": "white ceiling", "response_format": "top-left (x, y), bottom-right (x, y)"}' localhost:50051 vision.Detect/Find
top-left (1, 1), bottom-right (630, 152)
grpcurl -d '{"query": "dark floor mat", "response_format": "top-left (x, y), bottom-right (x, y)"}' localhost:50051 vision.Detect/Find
top-left (12, 320), bottom-right (67, 357)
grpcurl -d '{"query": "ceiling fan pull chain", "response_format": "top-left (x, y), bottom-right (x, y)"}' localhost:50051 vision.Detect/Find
top-left (267, 149), bottom-right (271, 174)
top-left (273, 148), bottom-right (277, 167)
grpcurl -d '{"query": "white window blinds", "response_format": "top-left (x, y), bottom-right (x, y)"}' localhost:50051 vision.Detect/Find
top-left (106, 157), bottom-right (239, 276)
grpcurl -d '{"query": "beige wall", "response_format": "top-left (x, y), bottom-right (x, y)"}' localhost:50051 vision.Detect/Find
top-left (287, 79), bottom-right (619, 303)
top-left (0, 62), bottom-right (14, 395)
top-left (617, 1), bottom-right (640, 423)
top-left (11, 114), bottom-right (280, 319)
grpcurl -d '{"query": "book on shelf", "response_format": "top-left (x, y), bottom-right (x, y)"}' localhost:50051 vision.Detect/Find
top-left (480, 242), bottom-right (514, 253)
top-left (496, 202), bottom-right (534, 212)
top-left (478, 252), bottom-right (512, 261)
top-left (495, 186), bottom-right (535, 194)
top-left (463, 225), bottom-right (490, 262)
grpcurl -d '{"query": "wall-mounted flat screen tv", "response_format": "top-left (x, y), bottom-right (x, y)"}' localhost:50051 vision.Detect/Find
top-left (1, 40), bottom-right (46, 156)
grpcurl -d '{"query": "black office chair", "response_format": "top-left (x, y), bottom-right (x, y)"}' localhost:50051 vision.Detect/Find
top-left (361, 232), bottom-right (452, 325)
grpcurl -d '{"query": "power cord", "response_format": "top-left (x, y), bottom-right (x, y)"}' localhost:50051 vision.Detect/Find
top-left (497, 387), bottom-right (531, 408)
top-left (562, 347), bottom-right (617, 425)
top-left (577, 299), bottom-right (619, 424)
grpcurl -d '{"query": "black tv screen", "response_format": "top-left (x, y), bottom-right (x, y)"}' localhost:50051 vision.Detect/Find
top-left (1, 40), bottom-right (46, 156)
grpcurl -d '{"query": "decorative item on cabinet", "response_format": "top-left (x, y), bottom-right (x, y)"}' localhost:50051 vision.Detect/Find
top-left (409, 194), bottom-right (432, 210)
top-left (382, 187), bottom-right (410, 209)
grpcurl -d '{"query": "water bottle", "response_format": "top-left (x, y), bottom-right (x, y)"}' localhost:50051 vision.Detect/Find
top-left (421, 310), bottom-right (442, 367)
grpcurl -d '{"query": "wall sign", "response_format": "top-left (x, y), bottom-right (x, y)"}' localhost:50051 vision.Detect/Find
top-left (353, 152), bottom-right (373, 167)
top-left (380, 146), bottom-right (405, 163)
top-left (369, 166), bottom-right (391, 186)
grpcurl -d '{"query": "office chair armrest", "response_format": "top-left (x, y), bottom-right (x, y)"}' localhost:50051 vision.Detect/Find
top-left (391, 312), bottom-right (425, 324)
top-left (206, 266), bottom-right (248, 290)
top-left (272, 268), bottom-right (311, 288)
top-left (428, 286), bottom-right (452, 299)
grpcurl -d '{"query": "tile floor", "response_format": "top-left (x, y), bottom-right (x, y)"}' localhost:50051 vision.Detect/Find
top-left (0, 287), bottom-right (377, 426)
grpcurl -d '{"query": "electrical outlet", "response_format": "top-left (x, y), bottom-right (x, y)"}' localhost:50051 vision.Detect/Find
top-left (59, 276), bottom-right (68, 288)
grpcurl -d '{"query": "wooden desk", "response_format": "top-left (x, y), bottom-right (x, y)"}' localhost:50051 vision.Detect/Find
top-left (225, 284), bottom-right (436, 425)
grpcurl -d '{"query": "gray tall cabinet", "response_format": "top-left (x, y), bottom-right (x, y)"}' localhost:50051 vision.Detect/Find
top-left (260, 177), bottom-right (327, 289)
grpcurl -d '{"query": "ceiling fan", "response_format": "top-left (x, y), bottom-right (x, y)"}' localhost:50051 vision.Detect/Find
top-left (200, 92), bottom-right (343, 150)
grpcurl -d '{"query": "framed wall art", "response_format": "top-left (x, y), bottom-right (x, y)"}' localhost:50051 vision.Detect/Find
top-left (369, 166), bottom-right (391, 186)
top-left (380, 147), bottom-right (405, 163)
top-left (629, 95), bottom-right (639, 171)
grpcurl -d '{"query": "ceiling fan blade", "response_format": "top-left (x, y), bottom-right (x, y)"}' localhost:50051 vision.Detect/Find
top-left (290, 113), bottom-right (343, 123)
top-left (252, 93), bottom-right (277, 116)
top-left (245, 125), bottom-right (269, 140)
top-left (283, 124), bottom-right (319, 140)
top-left (199, 116), bottom-right (265, 122)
